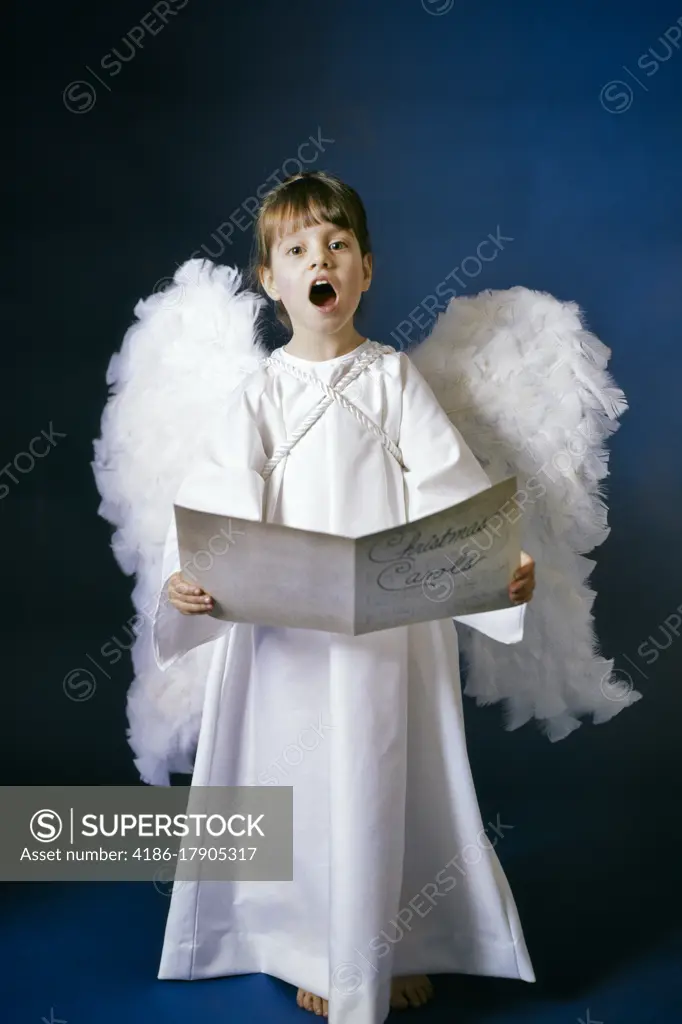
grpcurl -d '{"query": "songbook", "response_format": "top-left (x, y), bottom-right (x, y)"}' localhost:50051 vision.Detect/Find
top-left (173, 476), bottom-right (521, 636)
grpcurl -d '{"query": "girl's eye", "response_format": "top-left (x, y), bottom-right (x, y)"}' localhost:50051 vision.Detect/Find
top-left (330, 240), bottom-right (347, 250)
top-left (287, 245), bottom-right (303, 256)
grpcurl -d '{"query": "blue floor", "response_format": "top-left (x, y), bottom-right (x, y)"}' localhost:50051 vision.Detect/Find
top-left (5, 632), bottom-right (681, 1022)
top-left (5, 817), bottom-right (682, 1023)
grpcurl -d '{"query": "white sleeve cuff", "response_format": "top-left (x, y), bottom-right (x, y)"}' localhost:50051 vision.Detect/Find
top-left (151, 574), bottom-right (233, 671)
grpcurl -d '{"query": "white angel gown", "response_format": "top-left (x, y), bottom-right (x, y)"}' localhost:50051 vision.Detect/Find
top-left (152, 339), bottom-right (535, 1024)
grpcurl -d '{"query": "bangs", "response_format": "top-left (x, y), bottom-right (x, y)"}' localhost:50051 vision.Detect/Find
top-left (260, 177), bottom-right (362, 254)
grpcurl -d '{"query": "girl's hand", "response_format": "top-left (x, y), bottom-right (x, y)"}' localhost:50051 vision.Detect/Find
top-left (167, 572), bottom-right (215, 615)
top-left (509, 551), bottom-right (535, 605)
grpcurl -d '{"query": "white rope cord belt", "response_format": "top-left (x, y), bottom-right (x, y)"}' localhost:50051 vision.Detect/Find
top-left (259, 342), bottom-right (404, 481)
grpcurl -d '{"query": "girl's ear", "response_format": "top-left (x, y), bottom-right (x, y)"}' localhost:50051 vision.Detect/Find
top-left (361, 252), bottom-right (373, 292)
top-left (260, 265), bottom-right (280, 301)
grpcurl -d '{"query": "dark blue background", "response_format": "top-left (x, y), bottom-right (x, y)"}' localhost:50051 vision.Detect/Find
top-left (6, 1), bottom-right (682, 1021)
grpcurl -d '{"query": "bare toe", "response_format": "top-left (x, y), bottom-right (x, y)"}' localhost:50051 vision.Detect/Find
top-left (297, 988), bottom-right (328, 1016)
top-left (417, 979), bottom-right (433, 1003)
top-left (391, 975), bottom-right (434, 1010)
top-left (406, 985), bottom-right (422, 1008)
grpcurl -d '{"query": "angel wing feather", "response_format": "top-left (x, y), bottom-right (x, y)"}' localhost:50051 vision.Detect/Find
top-left (92, 259), bottom-right (265, 784)
top-left (409, 286), bottom-right (641, 740)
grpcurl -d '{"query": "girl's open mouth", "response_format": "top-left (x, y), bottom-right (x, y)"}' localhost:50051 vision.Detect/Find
top-left (309, 281), bottom-right (338, 312)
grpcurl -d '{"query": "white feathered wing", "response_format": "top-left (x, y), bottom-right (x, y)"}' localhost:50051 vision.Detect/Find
top-left (92, 259), bottom-right (266, 784)
top-left (410, 286), bottom-right (642, 741)
top-left (94, 266), bottom-right (639, 784)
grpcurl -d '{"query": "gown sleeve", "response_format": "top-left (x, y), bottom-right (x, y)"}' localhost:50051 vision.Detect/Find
top-left (398, 353), bottom-right (525, 645)
top-left (151, 383), bottom-right (267, 670)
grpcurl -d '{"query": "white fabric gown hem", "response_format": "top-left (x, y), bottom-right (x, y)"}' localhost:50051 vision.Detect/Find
top-left (157, 930), bottom-right (535, 992)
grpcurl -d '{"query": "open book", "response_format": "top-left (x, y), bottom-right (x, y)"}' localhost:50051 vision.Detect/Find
top-left (173, 476), bottom-right (521, 636)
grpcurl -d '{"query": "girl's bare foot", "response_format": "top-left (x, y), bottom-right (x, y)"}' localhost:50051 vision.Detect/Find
top-left (296, 975), bottom-right (434, 1015)
top-left (390, 974), bottom-right (434, 1009)
top-left (297, 988), bottom-right (328, 1017)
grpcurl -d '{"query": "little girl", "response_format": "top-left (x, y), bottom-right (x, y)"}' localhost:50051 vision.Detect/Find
top-left (154, 170), bottom-right (536, 1023)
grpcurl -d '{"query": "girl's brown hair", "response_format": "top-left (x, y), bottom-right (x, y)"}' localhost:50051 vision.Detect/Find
top-left (250, 170), bottom-right (372, 332)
